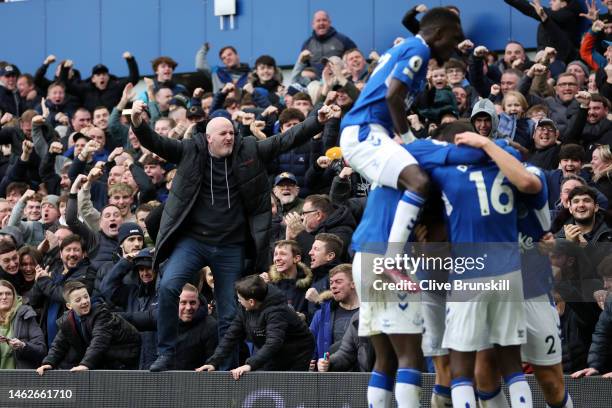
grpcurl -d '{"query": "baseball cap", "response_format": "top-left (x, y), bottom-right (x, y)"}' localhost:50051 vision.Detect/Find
top-left (287, 83), bottom-right (307, 96)
top-left (274, 172), bottom-right (298, 186)
top-left (133, 248), bottom-right (154, 269)
top-left (91, 64), bottom-right (109, 76)
top-left (71, 132), bottom-right (91, 144)
top-left (0, 64), bottom-right (18, 77)
top-left (187, 105), bottom-right (205, 119)
top-left (536, 118), bottom-right (557, 131)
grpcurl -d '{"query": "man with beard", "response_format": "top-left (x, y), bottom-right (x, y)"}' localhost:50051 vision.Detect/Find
top-left (29, 234), bottom-right (96, 347)
top-left (272, 173), bottom-right (303, 217)
top-left (556, 185), bottom-right (612, 260)
top-left (576, 94), bottom-right (612, 160)
top-left (66, 175), bottom-right (123, 270)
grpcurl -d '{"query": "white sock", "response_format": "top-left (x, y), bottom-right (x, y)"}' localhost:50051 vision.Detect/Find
top-left (431, 384), bottom-right (453, 407)
top-left (451, 377), bottom-right (477, 408)
top-left (478, 387), bottom-right (509, 408)
top-left (547, 391), bottom-right (573, 408)
top-left (387, 191), bottom-right (424, 250)
top-left (368, 371), bottom-right (394, 408)
top-left (395, 368), bottom-right (421, 408)
top-left (504, 373), bottom-right (533, 408)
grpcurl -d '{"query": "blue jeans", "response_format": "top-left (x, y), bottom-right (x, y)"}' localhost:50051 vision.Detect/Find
top-left (157, 236), bottom-right (243, 369)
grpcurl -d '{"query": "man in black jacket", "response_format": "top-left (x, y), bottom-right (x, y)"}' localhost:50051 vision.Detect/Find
top-left (36, 280), bottom-right (140, 373)
top-left (130, 99), bottom-right (331, 371)
top-left (286, 194), bottom-right (355, 264)
top-left (196, 275), bottom-right (314, 379)
top-left (101, 247), bottom-right (158, 369)
top-left (60, 53), bottom-right (139, 113)
top-left (174, 283), bottom-right (218, 370)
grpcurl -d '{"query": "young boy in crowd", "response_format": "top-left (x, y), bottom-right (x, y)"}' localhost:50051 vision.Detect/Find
top-left (36, 281), bottom-right (141, 374)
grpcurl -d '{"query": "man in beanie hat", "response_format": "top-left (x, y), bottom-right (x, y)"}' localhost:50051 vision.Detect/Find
top-left (117, 222), bottom-right (145, 257)
top-left (89, 222), bottom-right (144, 299)
top-left (566, 60), bottom-right (590, 89)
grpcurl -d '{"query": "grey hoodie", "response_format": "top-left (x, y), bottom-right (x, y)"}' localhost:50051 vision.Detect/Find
top-left (0, 225), bottom-right (24, 248)
top-left (470, 99), bottom-right (499, 139)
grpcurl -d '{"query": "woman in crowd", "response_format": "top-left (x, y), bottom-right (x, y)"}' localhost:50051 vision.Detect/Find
top-left (591, 144), bottom-right (612, 203)
top-left (0, 280), bottom-right (46, 369)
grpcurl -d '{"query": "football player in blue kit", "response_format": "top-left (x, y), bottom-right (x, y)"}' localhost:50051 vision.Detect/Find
top-left (352, 122), bottom-right (513, 408)
top-left (340, 8), bottom-right (464, 268)
top-left (474, 164), bottom-right (574, 408)
top-left (355, 121), bottom-right (539, 408)
top-left (431, 130), bottom-right (541, 408)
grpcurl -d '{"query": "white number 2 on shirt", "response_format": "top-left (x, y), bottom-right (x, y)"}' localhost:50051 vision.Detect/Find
top-left (468, 170), bottom-right (514, 216)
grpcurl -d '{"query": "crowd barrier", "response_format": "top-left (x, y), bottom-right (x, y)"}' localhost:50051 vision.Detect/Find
top-left (0, 371), bottom-right (609, 407)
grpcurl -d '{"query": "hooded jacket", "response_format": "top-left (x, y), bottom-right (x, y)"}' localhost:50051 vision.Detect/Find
top-left (268, 262), bottom-right (313, 315)
top-left (131, 115), bottom-right (323, 272)
top-left (470, 99), bottom-right (499, 139)
top-left (206, 284), bottom-right (314, 370)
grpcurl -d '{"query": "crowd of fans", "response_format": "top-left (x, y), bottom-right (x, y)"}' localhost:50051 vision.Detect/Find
top-left (0, 1), bottom-right (611, 383)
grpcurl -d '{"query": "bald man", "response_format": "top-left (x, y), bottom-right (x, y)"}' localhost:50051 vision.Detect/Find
top-left (301, 10), bottom-right (357, 72)
top-left (130, 100), bottom-right (333, 371)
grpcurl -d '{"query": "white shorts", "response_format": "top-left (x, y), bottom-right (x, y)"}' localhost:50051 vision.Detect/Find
top-left (340, 124), bottom-right (418, 188)
top-left (422, 291), bottom-right (448, 357)
top-left (353, 252), bottom-right (423, 336)
top-left (521, 295), bottom-right (562, 366)
top-left (442, 271), bottom-right (526, 352)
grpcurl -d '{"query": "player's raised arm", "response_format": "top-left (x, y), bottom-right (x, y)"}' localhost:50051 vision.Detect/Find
top-left (455, 131), bottom-right (542, 194)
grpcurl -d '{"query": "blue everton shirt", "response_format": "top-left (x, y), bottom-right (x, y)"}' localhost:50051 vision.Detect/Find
top-left (341, 36), bottom-right (430, 137)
